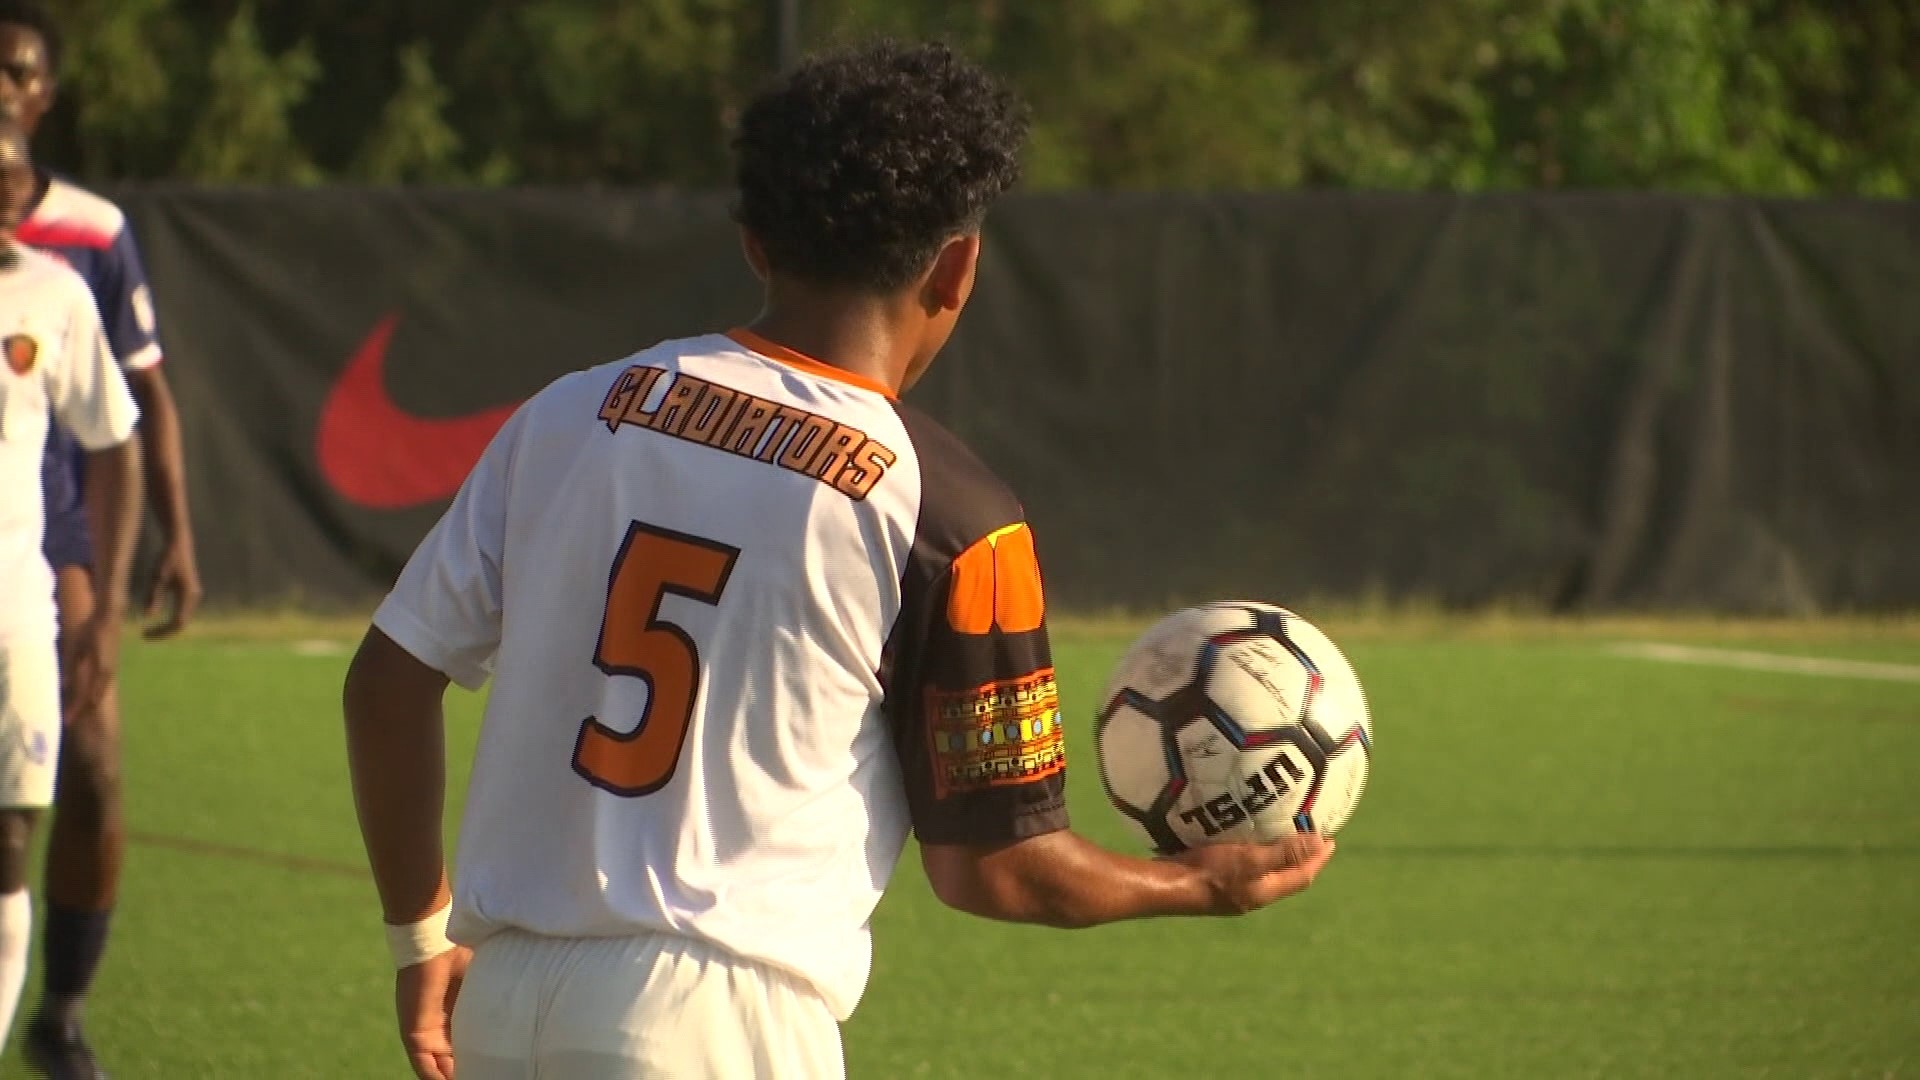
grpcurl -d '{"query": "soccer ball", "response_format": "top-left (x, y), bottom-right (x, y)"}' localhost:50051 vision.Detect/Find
top-left (1095, 602), bottom-right (1372, 854)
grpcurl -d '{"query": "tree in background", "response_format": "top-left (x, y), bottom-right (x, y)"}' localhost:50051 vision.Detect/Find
top-left (177, 5), bottom-right (323, 183)
top-left (29, 0), bottom-right (1920, 193)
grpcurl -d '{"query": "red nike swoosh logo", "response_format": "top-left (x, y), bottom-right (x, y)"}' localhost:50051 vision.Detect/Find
top-left (316, 314), bottom-right (523, 509)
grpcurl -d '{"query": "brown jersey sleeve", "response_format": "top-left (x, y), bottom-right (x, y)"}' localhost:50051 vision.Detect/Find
top-left (882, 403), bottom-right (1070, 846)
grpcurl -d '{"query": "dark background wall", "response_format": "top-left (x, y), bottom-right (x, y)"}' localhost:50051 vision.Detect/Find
top-left (111, 189), bottom-right (1920, 614)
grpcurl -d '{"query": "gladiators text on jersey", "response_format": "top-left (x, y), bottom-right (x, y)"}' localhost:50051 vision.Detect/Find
top-left (598, 363), bottom-right (898, 500)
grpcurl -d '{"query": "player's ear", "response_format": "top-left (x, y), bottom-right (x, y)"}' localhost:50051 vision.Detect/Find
top-left (738, 227), bottom-right (772, 283)
top-left (922, 233), bottom-right (980, 314)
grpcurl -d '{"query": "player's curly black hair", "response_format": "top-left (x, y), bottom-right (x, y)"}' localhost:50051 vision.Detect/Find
top-left (0, 0), bottom-right (59, 76)
top-left (732, 40), bottom-right (1028, 293)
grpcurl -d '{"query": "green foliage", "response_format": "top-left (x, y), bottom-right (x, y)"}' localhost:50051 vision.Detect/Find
top-left (349, 44), bottom-right (493, 184)
top-left (24, 0), bottom-right (1920, 192)
top-left (451, 0), bottom-right (761, 186)
top-left (176, 5), bottom-right (323, 184)
top-left (51, 0), bottom-right (182, 176)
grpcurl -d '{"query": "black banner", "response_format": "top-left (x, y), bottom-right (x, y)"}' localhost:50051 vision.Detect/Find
top-left (108, 188), bottom-right (1920, 613)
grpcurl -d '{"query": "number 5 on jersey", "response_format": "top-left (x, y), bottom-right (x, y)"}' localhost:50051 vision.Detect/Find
top-left (572, 521), bottom-right (740, 797)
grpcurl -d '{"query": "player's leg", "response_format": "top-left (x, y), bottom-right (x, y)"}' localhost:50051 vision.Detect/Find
top-left (27, 562), bottom-right (120, 1079)
top-left (0, 808), bottom-right (40, 1045)
top-left (43, 564), bottom-right (122, 932)
top-left (0, 634), bottom-right (62, 1044)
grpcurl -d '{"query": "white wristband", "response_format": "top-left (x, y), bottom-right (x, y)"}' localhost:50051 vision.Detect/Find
top-left (385, 903), bottom-right (456, 969)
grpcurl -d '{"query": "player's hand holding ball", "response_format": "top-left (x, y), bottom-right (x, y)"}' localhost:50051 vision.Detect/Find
top-left (1169, 831), bottom-right (1336, 913)
top-left (1098, 603), bottom-right (1372, 863)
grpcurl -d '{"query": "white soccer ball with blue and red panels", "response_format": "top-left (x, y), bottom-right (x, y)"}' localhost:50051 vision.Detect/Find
top-left (1096, 602), bottom-right (1373, 853)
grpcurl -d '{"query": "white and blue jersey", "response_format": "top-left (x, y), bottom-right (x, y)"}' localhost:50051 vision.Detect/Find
top-left (19, 176), bottom-right (163, 570)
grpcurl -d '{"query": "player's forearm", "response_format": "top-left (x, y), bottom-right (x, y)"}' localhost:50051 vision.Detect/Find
top-left (83, 440), bottom-right (144, 611)
top-left (128, 369), bottom-right (195, 550)
top-left (344, 629), bottom-right (454, 924)
top-left (924, 830), bottom-right (1218, 928)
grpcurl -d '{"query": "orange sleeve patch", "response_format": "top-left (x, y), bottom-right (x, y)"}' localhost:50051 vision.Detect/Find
top-left (989, 524), bottom-right (1044, 634)
top-left (947, 537), bottom-right (999, 636)
top-left (945, 523), bottom-right (1046, 635)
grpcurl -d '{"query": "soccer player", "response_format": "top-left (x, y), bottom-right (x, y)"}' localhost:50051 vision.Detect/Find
top-left (344, 40), bottom-right (1334, 1080)
top-left (0, 4), bottom-right (202, 1073)
top-left (0, 118), bottom-right (139, 1065)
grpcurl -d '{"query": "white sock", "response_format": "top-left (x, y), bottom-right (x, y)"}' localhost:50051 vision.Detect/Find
top-left (0, 889), bottom-right (31, 1045)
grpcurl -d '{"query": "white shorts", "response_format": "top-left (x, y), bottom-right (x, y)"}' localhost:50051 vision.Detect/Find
top-left (0, 637), bottom-right (60, 808)
top-left (452, 928), bottom-right (844, 1080)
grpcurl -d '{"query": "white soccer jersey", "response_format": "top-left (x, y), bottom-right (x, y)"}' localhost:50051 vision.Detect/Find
top-left (0, 248), bottom-right (138, 644)
top-left (19, 177), bottom-right (164, 371)
top-left (375, 330), bottom-right (1069, 1020)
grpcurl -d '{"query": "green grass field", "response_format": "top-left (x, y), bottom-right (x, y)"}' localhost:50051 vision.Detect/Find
top-left (4, 615), bottom-right (1917, 1078)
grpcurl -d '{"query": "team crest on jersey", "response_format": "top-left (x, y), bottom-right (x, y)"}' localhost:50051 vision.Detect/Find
top-left (3, 334), bottom-right (37, 374)
top-left (925, 669), bottom-right (1066, 797)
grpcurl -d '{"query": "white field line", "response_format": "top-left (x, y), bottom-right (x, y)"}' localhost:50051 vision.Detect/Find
top-left (288, 639), bottom-right (350, 657)
top-left (1608, 642), bottom-right (1920, 684)
top-left (197, 638), bottom-right (351, 658)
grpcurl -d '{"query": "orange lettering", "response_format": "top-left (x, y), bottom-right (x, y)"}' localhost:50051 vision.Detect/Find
top-left (755, 405), bottom-right (816, 463)
top-left (622, 369), bottom-right (670, 428)
top-left (654, 375), bottom-right (707, 435)
top-left (777, 414), bottom-right (836, 475)
top-left (586, 367), bottom-right (892, 501)
top-left (805, 423), bottom-right (867, 482)
top-left (720, 397), bottom-right (776, 456)
top-left (698, 391), bottom-right (750, 447)
top-left (603, 366), bottom-right (665, 432)
top-left (833, 441), bottom-right (896, 500)
top-left (599, 366), bottom-right (645, 431)
top-left (683, 384), bottom-right (738, 443)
